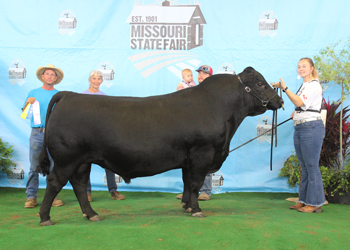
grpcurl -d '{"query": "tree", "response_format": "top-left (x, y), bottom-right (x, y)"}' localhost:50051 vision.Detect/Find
top-left (0, 138), bottom-right (16, 174)
top-left (314, 38), bottom-right (350, 169)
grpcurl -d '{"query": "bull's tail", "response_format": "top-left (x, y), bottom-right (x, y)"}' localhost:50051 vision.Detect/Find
top-left (37, 141), bottom-right (51, 176)
top-left (37, 92), bottom-right (70, 176)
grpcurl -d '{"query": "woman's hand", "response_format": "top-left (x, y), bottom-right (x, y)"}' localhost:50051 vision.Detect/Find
top-left (291, 111), bottom-right (295, 119)
top-left (270, 78), bottom-right (286, 90)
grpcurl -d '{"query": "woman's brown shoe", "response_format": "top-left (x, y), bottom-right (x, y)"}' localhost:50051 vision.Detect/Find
top-left (297, 205), bottom-right (322, 213)
top-left (289, 203), bottom-right (304, 210)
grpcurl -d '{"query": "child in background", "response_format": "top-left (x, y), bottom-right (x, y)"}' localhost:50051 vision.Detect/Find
top-left (176, 69), bottom-right (196, 91)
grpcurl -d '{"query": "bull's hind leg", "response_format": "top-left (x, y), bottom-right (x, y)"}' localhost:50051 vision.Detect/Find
top-left (181, 168), bottom-right (192, 212)
top-left (69, 163), bottom-right (101, 222)
top-left (39, 168), bottom-right (69, 226)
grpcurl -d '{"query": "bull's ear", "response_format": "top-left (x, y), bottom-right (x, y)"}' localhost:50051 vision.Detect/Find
top-left (244, 67), bottom-right (255, 73)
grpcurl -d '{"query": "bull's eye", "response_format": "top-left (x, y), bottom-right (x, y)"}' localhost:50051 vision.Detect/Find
top-left (257, 82), bottom-right (263, 87)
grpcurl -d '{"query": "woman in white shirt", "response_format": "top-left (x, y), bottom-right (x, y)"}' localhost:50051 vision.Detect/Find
top-left (271, 58), bottom-right (326, 213)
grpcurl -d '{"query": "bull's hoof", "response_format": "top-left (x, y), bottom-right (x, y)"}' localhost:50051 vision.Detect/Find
top-left (82, 213), bottom-right (87, 217)
top-left (40, 220), bottom-right (54, 226)
top-left (89, 215), bottom-right (102, 222)
top-left (185, 208), bottom-right (192, 213)
top-left (192, 212), bottom-right (205, 218)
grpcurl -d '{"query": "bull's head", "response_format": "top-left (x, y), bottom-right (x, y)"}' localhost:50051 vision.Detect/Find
top-left (238, 67), bottom-right (284, 116)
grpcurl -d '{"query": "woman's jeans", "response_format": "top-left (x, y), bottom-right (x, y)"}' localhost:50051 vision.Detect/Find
top-left (87, 169), bottom-right (117, 194)
top-left (294, 119), bottom-right (326, 207)
top-left (26, 128), bottom-right (53, 199)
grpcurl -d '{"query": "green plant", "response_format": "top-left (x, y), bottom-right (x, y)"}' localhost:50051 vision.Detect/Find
top-left (0, 138), bottom-right (15, 174)
top-left (314, 38), bottom-right (350, 169)
top-left (320, 99), bottom-right (350, 169)
top-left (279, 153), bottom-right (350, 198)
top-left (278, 152), bottom-right (300, 189)
top-left (320, 164), bottom-right (350, 197)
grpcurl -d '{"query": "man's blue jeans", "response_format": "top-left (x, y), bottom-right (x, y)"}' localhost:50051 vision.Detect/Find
top-left (294, 119), bottom-right (326, 207)
top-left (26, 128), bottom-right (53, 199)
top-left (200, 173), bottom-right (212, 196)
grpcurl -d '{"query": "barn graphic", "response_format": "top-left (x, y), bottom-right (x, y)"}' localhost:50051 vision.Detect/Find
top-left (212, 171), bottom-right (224, 194)
top-left (104, 173), bottom-right (123, 187)
top-left (256, 116), bottom-right (276, 143)
top-left (8, 60), bottom-right (26, 86)
top-left (212, 172), bottom-right (224, 186)
top-left (127, 1), bottom-right (206, 78)
top-left (7, 162), bottom-right (25, 186)
top-left (96, 62), bottom-right (114, 88)
top-left (258, 11), bottom-right (278, 38)
top-left (58, 10), bottom-right (77, 36)
top-left (217, 62), bottom-right (236, 75)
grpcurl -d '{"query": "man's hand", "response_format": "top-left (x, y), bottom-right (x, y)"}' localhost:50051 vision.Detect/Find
top-left (24, 97), bottom-right (36, 110)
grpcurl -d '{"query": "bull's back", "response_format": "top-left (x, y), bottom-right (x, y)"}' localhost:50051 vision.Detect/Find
top-left (48, 90), bottom-right (221, 139)
top-left (46, 91), bottom-right (226, 165)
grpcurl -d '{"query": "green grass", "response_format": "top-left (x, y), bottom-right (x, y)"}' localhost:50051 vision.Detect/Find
top-left (0, 187), bottom-right (349, 249)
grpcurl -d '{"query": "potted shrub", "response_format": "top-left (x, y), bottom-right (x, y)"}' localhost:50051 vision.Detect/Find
top-left (278, 152), bottom-right (300, 190)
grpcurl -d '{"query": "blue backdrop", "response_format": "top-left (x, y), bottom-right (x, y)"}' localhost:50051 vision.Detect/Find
top-left (1, 0), bottom-right (349, 194)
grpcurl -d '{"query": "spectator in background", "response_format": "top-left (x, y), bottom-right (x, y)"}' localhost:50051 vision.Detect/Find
top-left (176, 65), bottom-right (214, 201)
top-left (23, 64), bottom-right (64, 208)
top-left (82, 70), bottom-right (125, 202)
top-left (176, 68), bottom-right (196, 91)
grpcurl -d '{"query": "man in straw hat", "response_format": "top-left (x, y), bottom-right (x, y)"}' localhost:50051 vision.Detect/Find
top-left (22, 64), bottom-right (64, 208)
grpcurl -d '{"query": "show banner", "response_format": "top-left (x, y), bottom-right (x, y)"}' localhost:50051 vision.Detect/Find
top-left (0, 0), bottom-right (349, 194)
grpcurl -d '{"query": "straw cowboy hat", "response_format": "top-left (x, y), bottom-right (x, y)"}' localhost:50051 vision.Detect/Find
top-left (36, 64), bottom-right (64, 84)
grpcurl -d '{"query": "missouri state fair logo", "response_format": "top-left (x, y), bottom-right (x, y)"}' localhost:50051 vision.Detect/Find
top-left (258, 10), bottom-right (278, 38)
top-left (58, 10), bottom-right (77, 36)
top-left (8, 59), bottom-right (26, 86)
top-left (96, 62), bottom-right (115, 88)
top-left (126, 0), bottom-right (206, 78)
top-left (256, 116), bottom-right (276, 143)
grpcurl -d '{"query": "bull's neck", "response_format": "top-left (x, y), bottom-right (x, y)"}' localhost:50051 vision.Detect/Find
top-left (202, 76), bottom-right (251, 125)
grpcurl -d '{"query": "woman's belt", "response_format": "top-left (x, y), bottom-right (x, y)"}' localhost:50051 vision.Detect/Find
top-left (295, 107), bottom-right (321, 113)
top-left (293, 117), bottom-right (321, 126)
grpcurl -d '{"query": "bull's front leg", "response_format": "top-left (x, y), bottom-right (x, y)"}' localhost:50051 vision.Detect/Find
top-left (188, 174), bottom-right (206, 218)
top-left (183, 168), bottom-right (206, 217)
top-left (186, 149), bottom-right (216, 218)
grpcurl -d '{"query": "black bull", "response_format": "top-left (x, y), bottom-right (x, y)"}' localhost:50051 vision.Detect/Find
top-left (37, 67), bottom-right (283, 226)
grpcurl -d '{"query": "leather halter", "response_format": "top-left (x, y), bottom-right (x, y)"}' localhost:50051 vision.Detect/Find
top-left (237, 75), bottom-right (277, 107)
top-left (237, 74), bottom-right (280, 171)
